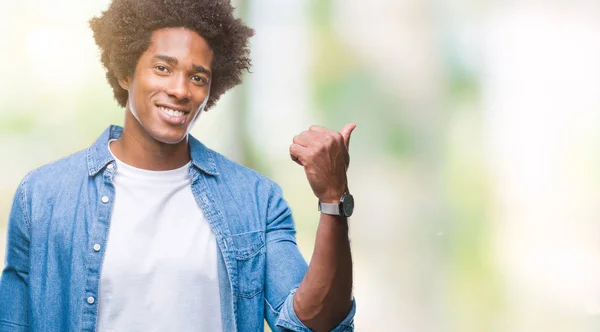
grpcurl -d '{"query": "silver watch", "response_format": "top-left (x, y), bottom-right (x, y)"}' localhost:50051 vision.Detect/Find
top-left (318, 192), bottom-right (354, 217)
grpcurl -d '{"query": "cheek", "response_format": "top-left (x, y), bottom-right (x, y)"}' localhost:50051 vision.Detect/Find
top-left (129, 75), bottom-right (160, 113)
top-left (187, 98), bottom-right (208, 127)
top-left (126, 80), bottom-right (149, 122)
top-left (190, 103), bottom-right (205, 122)
top-left (193, 89), bottom-right (210, 110)
top-left (199, 85), bottom-right (211, 107)
top-left (199, 93), bottom-right (209, 107)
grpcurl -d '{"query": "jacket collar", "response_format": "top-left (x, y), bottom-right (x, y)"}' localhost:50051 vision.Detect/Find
top-left (86, 125), bottom-right (219, 177)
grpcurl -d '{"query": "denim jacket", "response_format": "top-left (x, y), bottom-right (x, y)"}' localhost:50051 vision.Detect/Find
top-left (0, 125), bottom-right (355, 331)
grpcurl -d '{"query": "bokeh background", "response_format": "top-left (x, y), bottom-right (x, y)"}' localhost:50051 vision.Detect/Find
top-left (1, 0), bottom-right (600, 331)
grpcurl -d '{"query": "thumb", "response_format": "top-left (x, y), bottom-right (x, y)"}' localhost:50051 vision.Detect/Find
top-left (340, 123), bottom-right (356, 149)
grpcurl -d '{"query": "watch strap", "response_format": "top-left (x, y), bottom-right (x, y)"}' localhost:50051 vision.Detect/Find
top-left (318, 201), bottom-right (341, 215)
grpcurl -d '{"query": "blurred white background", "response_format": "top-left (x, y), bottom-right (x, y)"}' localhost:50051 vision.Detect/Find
top-left (1, 0), bottom-right (599, 331)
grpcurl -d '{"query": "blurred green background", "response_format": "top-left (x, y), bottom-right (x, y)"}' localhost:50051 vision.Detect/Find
top-left (1, 1), bottom-right (600, 331)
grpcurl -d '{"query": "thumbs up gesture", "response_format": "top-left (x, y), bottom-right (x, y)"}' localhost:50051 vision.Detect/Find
top-left (289, 123), bottom-right (356, 203)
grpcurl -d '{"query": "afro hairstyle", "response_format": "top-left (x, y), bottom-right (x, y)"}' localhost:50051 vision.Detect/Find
top-left (89, 0), bottom-right (254, 109)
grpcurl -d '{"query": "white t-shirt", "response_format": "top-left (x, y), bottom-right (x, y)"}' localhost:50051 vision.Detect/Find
top-left (97, 148), bottom-right (222, 332)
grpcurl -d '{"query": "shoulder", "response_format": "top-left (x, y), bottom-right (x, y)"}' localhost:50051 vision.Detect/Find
top-left (197, 146), bottom-right (287, 205)
top-left (201, 148), bottom-right (292, 230)
top-left (11, 149), bottom-right (90, 226)
top-left (22, 149), bottom-right (89, 192)
top-left (210, 149), bottom-right (278, 189)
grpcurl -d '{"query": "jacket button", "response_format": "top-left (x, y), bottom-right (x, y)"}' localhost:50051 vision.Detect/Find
top-left (107, 163), bottom-right (114, 170)
top-left (101, 196), bottom-right (109, 203)
top-left (87, 296), bottom-right (95, 304)
top-left (93, 244), bottom-right (101, 252)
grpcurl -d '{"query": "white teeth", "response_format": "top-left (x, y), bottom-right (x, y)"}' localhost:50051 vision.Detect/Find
top-left (159, 106), bottom-right (185, 117)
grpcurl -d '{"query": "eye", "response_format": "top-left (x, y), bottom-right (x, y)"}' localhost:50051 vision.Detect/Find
top-left (155, 65), bottom-right (168, 73)
top-left (191, 75), bottom-right (207, 85)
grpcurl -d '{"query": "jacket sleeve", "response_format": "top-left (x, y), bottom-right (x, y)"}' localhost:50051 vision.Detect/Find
top-left (0, 176), bottom-right (32, 331)
top-left (263, 180), bottom-right (355, 332)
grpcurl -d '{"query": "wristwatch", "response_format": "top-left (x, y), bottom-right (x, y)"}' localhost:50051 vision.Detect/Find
top-left (318, 191), bottom-right (354, 217)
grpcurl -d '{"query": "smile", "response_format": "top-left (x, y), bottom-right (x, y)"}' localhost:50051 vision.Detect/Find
top-left (155, 104), bottom-right (190, 126)
top-left (158, 106), bottom-right (186, 117)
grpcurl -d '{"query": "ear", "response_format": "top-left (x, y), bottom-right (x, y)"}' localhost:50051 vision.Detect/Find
top-left (118, 76), bottom-right (131, 90)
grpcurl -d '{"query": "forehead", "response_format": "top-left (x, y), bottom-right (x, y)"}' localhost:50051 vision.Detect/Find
top-left (145, 27), bottom-right (214, 68)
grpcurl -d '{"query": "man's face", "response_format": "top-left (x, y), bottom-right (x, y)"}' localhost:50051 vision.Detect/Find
top-left (121, 27), bottom-right (214, 144)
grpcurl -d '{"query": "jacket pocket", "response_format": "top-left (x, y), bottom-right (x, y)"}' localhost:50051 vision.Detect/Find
top-left (230, 230), bottom-right (265, 298)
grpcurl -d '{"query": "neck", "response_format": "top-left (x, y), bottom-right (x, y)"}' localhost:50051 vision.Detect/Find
top-left (111, 110), bottom-right (191, 171)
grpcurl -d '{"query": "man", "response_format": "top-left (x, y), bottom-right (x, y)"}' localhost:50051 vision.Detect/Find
top-left (0, 0), bottom-right (356, 331)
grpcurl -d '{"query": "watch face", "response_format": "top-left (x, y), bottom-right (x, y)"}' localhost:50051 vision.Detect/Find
top-left (342, 193), bottom-right (354, 217)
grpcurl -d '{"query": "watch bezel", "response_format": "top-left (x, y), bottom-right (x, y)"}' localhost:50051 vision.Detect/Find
top-left (340, 192), bottom-right (354, 217)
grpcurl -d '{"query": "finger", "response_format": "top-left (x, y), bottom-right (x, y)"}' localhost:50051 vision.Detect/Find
top-left (339, 123), bottom-right (356, 149)
top-left (290, 155), bottom-right (302, 166)
top-left (292, 130), bottom-right (325, 148)
top-left (308, 125), bottom-right (335, 134)
top-left (289, 143), bottom-right (309, 166)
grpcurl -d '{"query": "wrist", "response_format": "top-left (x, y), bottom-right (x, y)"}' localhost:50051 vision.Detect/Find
top-left (318, 186), bottom-right (349, 203)
top-left (318, 190), bottom-right (354, 217)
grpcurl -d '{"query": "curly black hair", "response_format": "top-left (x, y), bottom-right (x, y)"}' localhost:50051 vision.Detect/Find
top-left (89, 0), bottom-right (253, 109)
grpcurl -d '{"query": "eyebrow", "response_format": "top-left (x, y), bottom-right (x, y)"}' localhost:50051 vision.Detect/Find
top-left (152, 54), bottom-right (212, 77)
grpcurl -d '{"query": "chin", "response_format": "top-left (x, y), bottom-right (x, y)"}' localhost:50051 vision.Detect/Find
top-left (149, 127), bottom-right (189, 145)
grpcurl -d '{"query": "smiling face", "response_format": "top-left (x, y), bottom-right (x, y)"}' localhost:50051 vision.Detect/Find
top-left (120, 27), bottom-right (214, 145)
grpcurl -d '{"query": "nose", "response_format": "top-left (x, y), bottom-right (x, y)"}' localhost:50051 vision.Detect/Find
top-left (165, 73), bottom-right (190, 103)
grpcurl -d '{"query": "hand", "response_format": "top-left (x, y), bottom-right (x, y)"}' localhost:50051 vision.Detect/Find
top-left (289, 123), bottom-right (356, 203)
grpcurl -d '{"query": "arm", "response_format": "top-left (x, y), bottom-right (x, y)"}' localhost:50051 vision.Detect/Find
top-left (289, 124), bottom-right (356, 331)
top-left (293, 213), bottom-right (353, 331)
top-left (0, 177), bottom-right (32, 331)
top-left (263, 182), bottom-right (355, 332)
